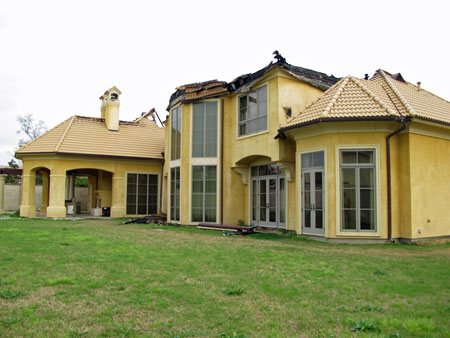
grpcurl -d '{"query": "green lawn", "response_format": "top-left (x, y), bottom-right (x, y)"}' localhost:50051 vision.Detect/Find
top-left (0, 218), bottom-right (449, 337)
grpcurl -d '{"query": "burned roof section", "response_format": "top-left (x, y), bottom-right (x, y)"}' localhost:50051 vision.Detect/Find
top-left (167, 53), bottom-right (340, 109)
top-left (168, 80), bottom-right (228, 109)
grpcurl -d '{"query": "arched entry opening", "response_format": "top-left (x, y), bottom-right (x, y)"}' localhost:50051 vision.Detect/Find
top-left (233, 155), bottom-right (287, 229)
top-left (29, 167), bottom-right (51, 217)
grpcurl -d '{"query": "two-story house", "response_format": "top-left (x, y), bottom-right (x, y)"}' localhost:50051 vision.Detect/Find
top-left (164, 55), bottom-right (450, 243)
top-left (164, 56), bottom-right (339, 231)
top-left (15, 53), bottom-right (449, 243)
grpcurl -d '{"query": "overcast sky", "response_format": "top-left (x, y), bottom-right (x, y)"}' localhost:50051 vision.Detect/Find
top-left (1, 0), bottom-right (449, 165)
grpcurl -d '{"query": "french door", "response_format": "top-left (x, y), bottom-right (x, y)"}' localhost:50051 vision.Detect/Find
top-left (302, 169), bottom-right (325, 236)
top-left (251, 175), bottom-right (286, 228)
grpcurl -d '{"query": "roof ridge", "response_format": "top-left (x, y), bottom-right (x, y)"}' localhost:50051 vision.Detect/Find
top-left (16, 115), bottom-right (74, 154)
top-left (402, 79), bottom-right (450, 105)
top-left (55, 115), bottom-right (76, 152)
top-left (350, 77), bottom-right (398, 116)
top-left (378, 70), bottom-right (417, 117)
top-left (321, 77), bottom-right (350, 116)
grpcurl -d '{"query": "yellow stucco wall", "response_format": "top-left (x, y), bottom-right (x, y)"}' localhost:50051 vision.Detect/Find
top-left (409, 133), bottom-right (450, 238)
top-left (288, 121), bottom-right (450, 240)
top-left (19, 155), bottom-right (162, 218)
top-left (396, 133), bottom-right (412, 239)
top-left (277, 76), bottom-right (324, 128)
top-left (290, 122), bottom-right (398, 240)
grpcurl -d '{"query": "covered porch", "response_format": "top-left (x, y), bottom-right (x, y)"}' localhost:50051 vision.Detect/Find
top-left (19, 163), bottom-right (125, 218)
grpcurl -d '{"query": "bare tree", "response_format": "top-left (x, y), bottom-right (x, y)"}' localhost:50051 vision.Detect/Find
top-left (16, 113), bottom-right (47, 147)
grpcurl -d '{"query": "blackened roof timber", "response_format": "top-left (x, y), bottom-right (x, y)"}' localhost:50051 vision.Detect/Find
top-left (167, 59), bottom-right (340, 109)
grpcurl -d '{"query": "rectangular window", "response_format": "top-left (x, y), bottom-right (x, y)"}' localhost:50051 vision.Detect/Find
top-left (238, 85), bottom-right (267, 136)
top-left (192, 166), bottom-right (216, 223)
top-left (171, 106), bottom-right (182, 160)
top-left (126, 173), bottom-right (158, 215)
top-left (340, 150), bottom-right (376, 231)
top-left (192, 102), bottom-right (217, 157)
top-left (170, 167), bottom-right (180, 221)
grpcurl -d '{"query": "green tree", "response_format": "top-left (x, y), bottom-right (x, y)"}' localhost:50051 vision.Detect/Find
top-left (9, 114), bottom-right (48, 184)
top-left (16, 113), bottom-right (47, 147)
top-left (5, 159), bottom-right (20, 184)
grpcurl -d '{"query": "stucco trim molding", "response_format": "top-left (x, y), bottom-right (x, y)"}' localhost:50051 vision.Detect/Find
top-left (276, 162), bottom-right (295, 182)
top-left (335, 144), bottom-right (382, 237)
top-left (232, 166), bottom-right (249, 185)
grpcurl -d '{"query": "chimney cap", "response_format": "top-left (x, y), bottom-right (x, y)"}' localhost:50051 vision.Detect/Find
top-left (100, 86), bottom-right (122, 100)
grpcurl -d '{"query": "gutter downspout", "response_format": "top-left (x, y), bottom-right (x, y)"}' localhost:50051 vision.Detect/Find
top-left (386, 118), bottom-right (409, 242)
top-left (220, 99), bottom-right (224, 225)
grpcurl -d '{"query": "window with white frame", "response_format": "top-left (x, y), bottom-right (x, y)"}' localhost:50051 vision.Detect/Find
top-left (340, 149), bottom-right (376, 231)
top-left (171, 106), bottom-right (182, 160)
top-left (170, 167), bottom-right (180, 221)
top-left (192, 102), bottom-right (217, 157)
top-left (238, 85), bottom-right (267, 136)
top-left (192, 166), bottom-right (216, 222)
top-left (126, 173), bottom-right (158, 215)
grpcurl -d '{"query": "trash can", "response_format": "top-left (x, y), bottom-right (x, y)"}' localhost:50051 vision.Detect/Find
top-left (102, 207), bottom-right (111, 217)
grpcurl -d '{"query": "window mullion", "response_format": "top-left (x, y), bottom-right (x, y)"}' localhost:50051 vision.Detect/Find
top-left (201, 166), bottom-right (204, 222)
top-left (357, 167), bottom-right (360, 231)
top-left (178, 109), bottom-right (180, 159)
top-left (203, 104), bottom-right (206, 157)
top-left (146, 174), bottom-right (149, 215)
top-left (135, 175), bottom-right (138, 215)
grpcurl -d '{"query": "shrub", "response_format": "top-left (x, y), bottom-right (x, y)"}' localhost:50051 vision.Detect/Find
top-left (350, 319), bottom-right (380, 333)
top-left (224, 286), bottom-right (246, 296)
top-left (0, 288), bottom-right (23, 300)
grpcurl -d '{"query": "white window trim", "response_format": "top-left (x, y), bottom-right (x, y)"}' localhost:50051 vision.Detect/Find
top-left (236, 83), bottom-right (269, 139)
top-left (247, 162), bottom-right (289, 229)
top-left (125, 171), bottom-right (160, 217)
top-left (335, 145), bottom-right (381, 237)
top-left (297, 147), bottom-right (328, 236)
top-left (190, 165), bottom-right (219, 224)
top-left (188, 99), bottom-right (221, 225)
top-left (190, 100), bottom-right (220, 161)
top-left (170, 105), bottom-right (182, 162)
top-left (169, 159), bottom-right (181, 168)
top-left (169, 167), bottom-right (181, 223)
top-left (191, 100), bottom-right (219, 159)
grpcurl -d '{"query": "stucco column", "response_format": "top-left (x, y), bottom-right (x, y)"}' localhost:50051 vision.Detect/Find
top-left (111, 174), bottom-right (126, 218)
top-left (0, 174), bottom-right (6, 214)
top-left (40, 172), bottom-right (49, 214)
top-left (71, 175), bottom-right (75, 200)
top-left (20, 171), bottom-right (36, 217)
top-left (46, 173), bottom-right (66, 218)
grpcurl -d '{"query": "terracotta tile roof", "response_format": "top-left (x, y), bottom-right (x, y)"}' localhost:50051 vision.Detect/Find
top-left (16, 115), bottom-right (165, 160)
top-left (281, 70), bottom-right (450, 130)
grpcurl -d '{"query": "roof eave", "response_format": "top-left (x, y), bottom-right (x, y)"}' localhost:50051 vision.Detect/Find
top-left (278, 116), bottom-right (404, 135)
top-left (15, 151), bottom-right (164, 161)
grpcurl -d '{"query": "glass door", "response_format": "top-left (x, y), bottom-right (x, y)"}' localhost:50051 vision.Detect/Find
top-left (302, 169), bottom-right (325, 236)
top-left (266, 176), bottom-right (278, 227)
top-left (250, 164), bottom-right (286, 228)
